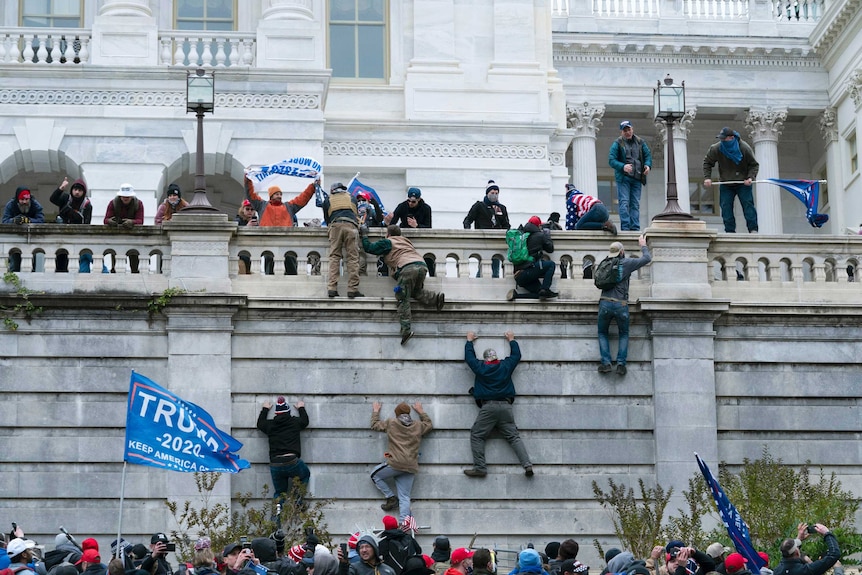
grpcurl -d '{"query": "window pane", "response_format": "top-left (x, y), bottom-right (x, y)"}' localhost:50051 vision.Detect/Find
top-left (330, 0), bottom-right (356, 20)
top-left (207, 0), bottom-right (232, 18)
top-left (330, 24), bottom-right (356, 78)
top-left (358, 0), bottom-right (384, 21)
top-left (23, 0), bottom-right (51, 13)
top-left (55, 0), bottom-right (79, 14)
top-left (207, 21), bottom-right (233, 31)
top-left (178, 0), bottom-right (205, 18)
top-left (358, 24), bottom-right (384, 78)
top-left (54, 16), bottom-right (79, 26)
top-left (23, 16), bottom-right (50, 26)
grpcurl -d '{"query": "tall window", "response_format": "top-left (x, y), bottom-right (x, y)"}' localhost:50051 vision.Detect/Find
top-left (20, 0), bottom-right (82, 27)
top-left (329, 0), bottom-right (386, 79)
top-left (175, 0), bottom-right (235, 31)
top-left (850, 132), bottom-right (858, 175)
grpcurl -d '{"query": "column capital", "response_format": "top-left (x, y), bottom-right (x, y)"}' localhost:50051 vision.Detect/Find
top-left (98, 0), bottom-right (152, 17)
top-left (845, 69), bottom-right (862, 111)
top-left (819, 107), bottom-right (838, 143)
top-left (566, 102), bottom-right (605, 138)
top-left (745, 106), bottom-right (787, 143)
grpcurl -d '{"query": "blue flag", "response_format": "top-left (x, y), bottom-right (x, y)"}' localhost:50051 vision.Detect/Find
top-left (766, 179), bottom-right (829, 228)
top-left (124, 372), bottom-right (250, 473)
top-left (695, 453), bottom-right (765, 574)
top-left (347, 176), bottom-right (388, 216)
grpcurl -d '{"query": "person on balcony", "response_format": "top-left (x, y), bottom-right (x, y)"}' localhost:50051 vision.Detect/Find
top-left (608, 121), bottom-right (652, 231)
top-left (50, 177), bottom-right (92, 225)
top-left (565, 184), bottom-right (618, 234)
top-left (463, 180), bottom-right (510, 278)
top-left (703, 127), bottom-right (760, 234)
top-left (243, 171), bottom-right (317, 228)
top-left (323, 182), bottom-right (363, 298)
top-left (3, 187), bottom-right (45, 272)
top-left (361, 224), bottom-right (445, 344)
top-left (154, 184), bottom-right (188, 224)
top-left (386, 187), bottom-right (432, 229)
top-left (507, 216), bottom-right (558, 301)
top-left (235, 200), bottom-right (259, 274)
top-left (104, 184), bottom-right (144, 228)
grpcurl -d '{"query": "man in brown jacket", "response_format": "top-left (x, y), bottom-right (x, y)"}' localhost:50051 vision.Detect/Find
top-left (370, 401), bottom-right (433, 523)
top-left (361, 224), bottom-right (445, 345)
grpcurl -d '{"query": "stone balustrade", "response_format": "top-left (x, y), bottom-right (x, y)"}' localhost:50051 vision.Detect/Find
top-left (554, 0), bottom-right (825, 23)
top-left (0, 28), bottom-right (90, 64)
top-left (157, 31), bottom-right (256, 67)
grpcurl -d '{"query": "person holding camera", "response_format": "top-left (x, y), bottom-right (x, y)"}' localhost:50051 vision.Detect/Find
top-left (140, 534), bottom-right (174, 575)
top-left (337, 535), bottom-right (395, 575)
top-left (774, 523), bottom-right (840, 575)
top-left (665, 545), bottom-right (715, 575)
top-left (223, 542), bottom-right (260, 575)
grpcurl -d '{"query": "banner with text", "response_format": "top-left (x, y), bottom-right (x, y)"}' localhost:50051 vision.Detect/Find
top-left (124, 372), bottom-right (250, 473)
top-left (246, 157), bottom-right (322, 193)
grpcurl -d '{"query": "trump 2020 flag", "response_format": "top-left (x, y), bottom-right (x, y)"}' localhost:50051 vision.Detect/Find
top-left (347, 176), bottom-right (388, 216)
top-left (247, 157), bottom-right (322, 185)
top-left (124, 371), bottom-right (250, 473)
top-left (695, 453), bottom-right (765, 574)
top-left (766, 179), bottom-right (829, 228)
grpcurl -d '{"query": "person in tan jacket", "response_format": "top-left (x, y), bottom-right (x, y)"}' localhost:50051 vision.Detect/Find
top-left (370, 401), bottom-right (433, 522)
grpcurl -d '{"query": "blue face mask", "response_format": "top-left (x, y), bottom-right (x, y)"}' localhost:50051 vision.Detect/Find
top-left (487, 192), bottom-right (499, 203)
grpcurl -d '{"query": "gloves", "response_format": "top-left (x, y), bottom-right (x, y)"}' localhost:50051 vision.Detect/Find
top-left (359, 224), bottom-right (369, 237)
top-left (13, 215), bottom-right (30, 225)
top-left (121, 219), bottom-right (135, 229)
top-left (107, 216), bottom-right (119, 226)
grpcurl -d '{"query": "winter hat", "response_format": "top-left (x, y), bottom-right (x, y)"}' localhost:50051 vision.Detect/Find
top-left (528, 216), bottom-right (542, 227)
top-left (451, 548), bottom-right (474, 565)
top-left (347, 532), bottom-right (361, 550)
top-left (485, 180), bottom-right (500, 194)
top-left (76, 549), bottom-right (101, 566)
top-left (518, 549), bottom-right (542, 570)
top-left (545, 543), bottom-right (560, 561)
top-left (382, 515), bottom-right (399, 530)
top-left (725, 553), bottom-right (747, 574)
top-left (268, 186), bottom-right (282, 195)
top-left (16, 187), bottom-right (31, 201)
top-left (604, 548), bottom-right (621, 563)
top-left (82, 538), bottom-right (99, 551)
top-left (288, 545), bottom-right (306, 563)
top-left (167, 184), bottom-right (182, 198)
top-left (274, 396), bottom-right (289, 415)
top-left (117, 183), bottom-right (135, 197)
top-left (609, 242), bottom-right (623, 257)
top-left (407, 187), bottom-right (422, 198)
top-left (252, 538), bottom-right (277, 563)
top-left (549, 212), bottom-right (561, 223)
top-left (131, 544), bottom-right (149, 560)
top-left (395, 402), bottom-right (411, 416)
top-left (431, 537), bottom-right (451, 562)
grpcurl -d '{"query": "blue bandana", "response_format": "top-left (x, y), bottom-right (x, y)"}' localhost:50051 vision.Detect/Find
top-left (719, 132), bottom-right (743, 164)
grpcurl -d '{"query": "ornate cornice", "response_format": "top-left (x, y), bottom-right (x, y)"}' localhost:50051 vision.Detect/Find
top-left (323, 142), bottom-right (548, 160)
top-left (846, 70), bottom-right (862, 110)
top-left (811, 0), bottom-right (862, 56)
top-left (566, 102), bottom-right (605, 136)
top-left (819, 107), bottom-right (838, 142)
top-left (746, 106), bottom-right (788, 143)
top-left (0, 90), bottom-right (321, 109)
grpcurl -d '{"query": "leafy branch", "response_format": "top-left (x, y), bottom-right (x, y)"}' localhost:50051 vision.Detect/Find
top-left (1, 272), bottom-right (44, 331)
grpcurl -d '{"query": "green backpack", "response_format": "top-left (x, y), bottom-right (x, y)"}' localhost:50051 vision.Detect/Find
top-left (506, 229), bottom-right (533, 266)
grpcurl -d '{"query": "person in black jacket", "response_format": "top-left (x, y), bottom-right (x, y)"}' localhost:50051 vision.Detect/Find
top-left (463, 180), bottom-right (510, 278)
top-left (666, 546), bottom-right (715, 575)
top-left (50, 177), bottom-right (92, 225)
top-left (140, 534), bottom-right (173, 575)
top-left (774, 523), bottom-right (840, 575)
top-left (386, 188), bottom-right (432, 229)
top-left (257, 396), bottom-right (311, 506)
top-left (507, 216), bottom-right (557, 301)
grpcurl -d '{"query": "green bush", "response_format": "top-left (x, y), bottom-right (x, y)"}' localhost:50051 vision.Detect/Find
top-left (592, 478), bottom-right (672, 561)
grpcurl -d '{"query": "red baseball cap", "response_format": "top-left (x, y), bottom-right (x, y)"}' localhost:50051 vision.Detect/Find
top-left (725, 553), bottom-right (747, 573)
top-left (451, 548), bottom-right (474, 565)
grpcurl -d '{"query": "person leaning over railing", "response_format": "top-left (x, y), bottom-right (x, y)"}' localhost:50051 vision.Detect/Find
top-left (3, 187), bottom-right (45, 272)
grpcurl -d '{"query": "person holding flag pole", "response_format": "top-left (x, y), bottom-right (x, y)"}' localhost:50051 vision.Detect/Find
top-left (703, 127), bottom-right (760, 234)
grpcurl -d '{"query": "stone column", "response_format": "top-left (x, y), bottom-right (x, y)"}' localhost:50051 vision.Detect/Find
top-left (566, 102), bottom-right (605, 197)
top-left (256, 0), bottom-right (325, 69)
top-left (413, 0), bottom-right (457, 63)
top-left (492, 0), bottom-right (535, 64)
top-left (165, 213), bottom-right (235, 293)
top-left (819, 107), bottom-right (843, 233)
top-left (653, 108), bottom-right (696, 215)
top-left (91, 0), bottom-right (157, 65)
top-left (746, 106), bottom-right (787, 234)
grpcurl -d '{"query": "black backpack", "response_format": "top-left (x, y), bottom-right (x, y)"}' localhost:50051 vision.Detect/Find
top-left (594, 256), bottom-right (623, 289)
top-left (381, 535), bottom-right (421, 575)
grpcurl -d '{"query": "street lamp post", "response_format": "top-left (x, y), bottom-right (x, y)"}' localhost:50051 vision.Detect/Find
top-left (652, 75), bottom-right (696, 221)
top-left (183, 68), bottom-right (219, 212)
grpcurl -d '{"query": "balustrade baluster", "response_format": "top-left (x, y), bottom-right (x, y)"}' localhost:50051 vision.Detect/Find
top-left (227, 38), bottom-right (239, 66)
top-left (36, 36), bottom-right (48, 63)
top-left (173, 37), bottom-right (185, 66)
top-left (242, 39), bottom-right (254, 65)
top-left (187, 39), bottom-right (201, 67)
top-left (160, 38), bottom-right (172, 65)
top-left (200, 39), bottom-right (213, 67)
top-left (49, 36), bottom-right (62, 63)
top-left (215, 39), bottom-right (226, 67)
top-left (23, 35), bottom-right (35, 63)
top-left (0, 35), bottom-right (7, 63)
top-left (78, 38), bottom-right (89, 62)
top-left (61, 36), bottom-right (73, 62)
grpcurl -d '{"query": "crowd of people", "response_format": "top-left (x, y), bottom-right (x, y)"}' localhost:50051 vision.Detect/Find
top-left (0, 522), bottom-right (842, 575)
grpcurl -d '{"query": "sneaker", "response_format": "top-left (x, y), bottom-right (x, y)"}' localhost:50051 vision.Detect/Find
top-left (749, 230), bottom-right (759, 234)
top-left (602, 220), bottom-right (618, 235)
top-left (463, 468), bottom-right (487, 478)
top-left (506, 289), bottom-right (516, 301)
top-left (327, 290), bottom-right (339, 298)
top-left (598, 363), bottom-right (613, 373)
top-left (616, 364), bottom-right (627, 376)
top-left (539, 289), bottom-right (558, 300)
top-left (347, 291), bottom-right (365, 298)
top-left (435, 293), bottom-right (445, 311)
top-left (400, 331), bottom-right (414, 345)
top-left (524, 466), bottom-right (534, 478)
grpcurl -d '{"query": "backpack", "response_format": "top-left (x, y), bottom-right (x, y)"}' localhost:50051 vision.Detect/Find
top-left (594, 256), bottom-right (623, 289)
top-left (380, 535), bottom-right (420, 575)
top-left (506, 229), bottom-right (533, 265)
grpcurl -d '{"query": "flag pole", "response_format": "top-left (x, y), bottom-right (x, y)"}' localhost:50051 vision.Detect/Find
top-left (346, 172), bottom-right (361, 190)
top-left (116, 460), bottom-right (128, 561)
top-left (712, 179), bottom-right (827, 185)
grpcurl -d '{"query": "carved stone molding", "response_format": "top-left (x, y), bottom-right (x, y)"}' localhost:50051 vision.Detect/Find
top-left (746, 107), bottom-right (787, 143)
top-left (0, 90), bottom-right (321, 110)
top-left (550, 153), bottom-right (565, 167)
top-left (323, 142), bottom-right (548, 160)
top-left (846, 70), bottom-right (862, 111)
top-left (262, 0), bottom-right (314, 20)
top-left (565, 102), bottom-right (605, 137)
top-left (819, 107), bottom-right (838, 142)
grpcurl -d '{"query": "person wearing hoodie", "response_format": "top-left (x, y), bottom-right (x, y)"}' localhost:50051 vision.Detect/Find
top-left (507, 216), bottom-right (557, 301)
top-left (3, 187), bottom-right (45, 225)
top-left (463, 330), bottom-right (533, 478)
top-left (50, 177), bottom-right (92, 225)
top-left (463, 180), bottom-right (510, 278)
top-left (370, 402), bottom-right (433, 520)
top-left (378, 516), bottom-right (422, 575)
top-left (508, 550), bottom-right (549, 575)
top-left (256, 397), bottom-right (310, 506)
top-left (155, 184), bottom-right (189, 224)
top-left (564, 184), bottom-right (617, 234)
top-left (337, 535), bottom-right (396, 575)
top-left (430, 539), bottom-right (451, 575)
top-left (44, 534), bottom-right (82, 572)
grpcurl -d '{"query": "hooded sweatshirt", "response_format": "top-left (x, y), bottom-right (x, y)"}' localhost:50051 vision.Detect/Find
top-left (341, 536), bottom-right (396, 575)
top-left (371, 410), bottom-right (433, 474)
top-left (50, 179), bottom-right (92, 224)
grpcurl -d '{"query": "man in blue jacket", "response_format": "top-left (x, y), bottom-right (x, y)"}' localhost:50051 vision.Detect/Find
top-left (608, 121), bottom-right (652, 231)
top-left (463, 330), bottom-right (533, 478)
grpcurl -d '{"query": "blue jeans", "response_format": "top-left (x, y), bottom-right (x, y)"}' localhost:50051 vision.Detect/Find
top-left (719, 184), bottom-right (758, 233)
top-left (616, 177), bottom-right (642, 231)
top-left (574, 203), bottom-right (609, 230)
top-left (598, 299), bottom-right (630, 366)
top-left (514, 260), bottom-right (556, 296)
top-left (270, 458), bottom-right (310, 504)
top-left (370, 462), bottom-right (415, 521)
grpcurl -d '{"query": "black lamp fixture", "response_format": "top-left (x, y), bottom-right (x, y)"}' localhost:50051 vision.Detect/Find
top-left (652, 75), bottom-right (695, 221)
top-left (182, 68), bottom-right (219, 212)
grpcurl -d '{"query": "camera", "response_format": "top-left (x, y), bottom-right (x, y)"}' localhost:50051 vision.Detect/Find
top-left (340, 543), bottom-right (348, 559)
top-left (165, 543), bottom-right (176, 553)
top-left (807, 525), bottom-right (818, 534)
top-left (241, 536), bottom-right (251, 549)
top-left (669, 548), bottom-right (681, 559)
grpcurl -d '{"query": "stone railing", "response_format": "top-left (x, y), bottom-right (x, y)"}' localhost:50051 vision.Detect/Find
top-left (0, 27), bottom-right (90, 64)
top-left (157, 31), bottom-right (256, 67)
top-left (554, 0), bottom-right (825, 22)
top-left (684, 0), bottom-right (749, 19)
top-left (4, 220), bottom-right (862, 304)
top-left (591, 0), bottom-right (661, 17)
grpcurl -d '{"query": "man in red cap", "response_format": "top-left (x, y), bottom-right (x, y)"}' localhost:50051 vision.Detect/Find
top-left (257, 397), bottom-right (310, 510)
top-left (378, 515), bottom-right (422, 574)
top-left (3, 187), bottom-right (45, 272)
top-left (725, 553), bottom-right (750, 575)
top-left (445, 549), bottom-right (474, 575)
top-left (76, 549), bottom-right (106, 575)
top-left (507, 216), bottom-right (557, 301)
